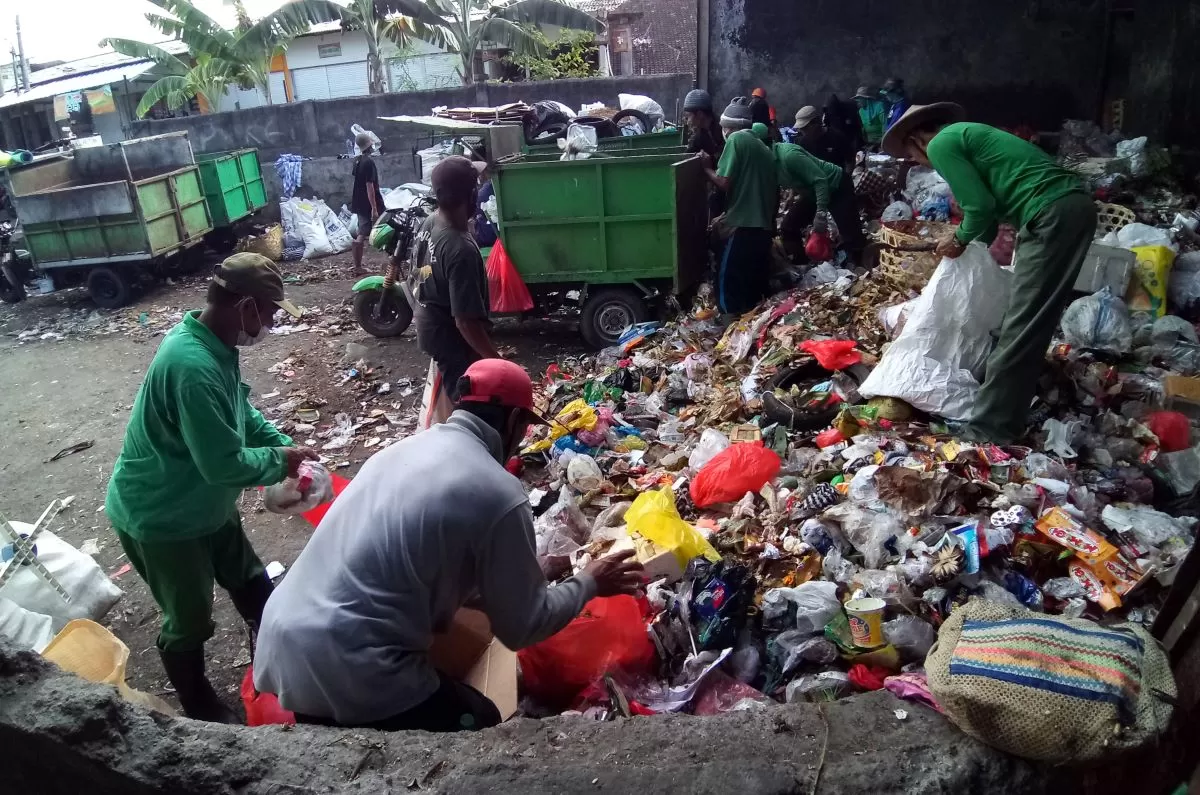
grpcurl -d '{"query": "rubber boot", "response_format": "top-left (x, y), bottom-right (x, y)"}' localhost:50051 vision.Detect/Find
top-left (158, 648), bottom-right (238, 724)
top-left (228, 573), bottom-right (274, 649)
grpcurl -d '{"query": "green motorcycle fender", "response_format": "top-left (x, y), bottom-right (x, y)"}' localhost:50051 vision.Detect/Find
top-left (352, 275), bottom-right (398, 293)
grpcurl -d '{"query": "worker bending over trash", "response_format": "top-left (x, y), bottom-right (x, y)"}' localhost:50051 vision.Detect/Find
top-left (105, 254), bottom-right (317, 723)
top-left (774, 138), bottom-right (866, 260)
top-left (254, 360), bottom-right (645, 732)
top-left (701, 96), bottom-right (779, 316)
top-left (883, 103), bottom-right (1096, 444)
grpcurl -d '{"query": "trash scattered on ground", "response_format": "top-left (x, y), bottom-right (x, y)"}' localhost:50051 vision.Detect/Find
top-left (46, 441), bottom-right (94, 463)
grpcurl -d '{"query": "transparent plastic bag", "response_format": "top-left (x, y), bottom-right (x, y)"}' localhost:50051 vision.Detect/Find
top-left (761, 581), bottom-right (841, 634)
top-left (559, 123), bottom-right (598, 160)
top-left (1060, 288), bottom-right (1132, 354)
top-left (566, 454), bottom-right (604, 492)
top-left (262, 462), bottom-right (334, 515)
top-left (882, 616), bottom-right (936, 661)
top-left (535, 489), bottom-right (591, 559)
top-left (688, 428), bottom-right (731, 472)
top-left (772, 631), bottom-right (839, 673)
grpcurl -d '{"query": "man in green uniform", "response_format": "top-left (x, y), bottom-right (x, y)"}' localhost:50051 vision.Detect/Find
top-left (774, 141), bottom-right (865, 258)
top-left (854, 86), bottom-right (887, 147)
top-left (105, 253), bottom-right (318, 722)
top-left (883, 103), bottom-right (1096, 444)
top-left (701, 96), bottom-right (778, 314)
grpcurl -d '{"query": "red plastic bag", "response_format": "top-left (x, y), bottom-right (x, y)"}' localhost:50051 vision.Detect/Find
top-left (805, 231), bottom-right (833, 262)
top-left (241, 666), bottom-right (295, 726)
top-left (815, 428), bottom-right (846, 448)
top-left (486, 239), bottom-right (534, 313)
top-left (1147, 411), bottom-right (1191, 453)
top-left (518, 596), bottom-right (656, 709)
top-left (800, 339), bottom-right (861, 370)
top-left (689, 442), bottom-right (782, 507)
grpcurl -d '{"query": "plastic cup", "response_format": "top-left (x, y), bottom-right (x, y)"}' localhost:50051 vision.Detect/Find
top-left (845, 597), bottom-right (886, 648)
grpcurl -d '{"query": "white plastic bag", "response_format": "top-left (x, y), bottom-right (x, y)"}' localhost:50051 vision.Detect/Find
top-left (559, 123), bottom-right (598, 160)
top-left (1115, 136), bottom-right (1148, 177)
top-left (1060, 287), bottom-right (1132, 353)
top-left (534, 489), bottom-right (591, 559)
top-left (859, 243), bottom-right (1012, 420)
top-left (0, 595), bottom-right (54, 652)
top-left (0, 525), bottom-right (121, 633)
top-left (881, 200), bottom-right (914, 222)
top-left (882, 615), bottom-right (936, 661)
top-left (350, 123), bottom-right (381, 154)
top-left (618, 93), bottom-right (665, 131)
top-left (761, 581), bottom-right (841, 635)
top-left (1042, 418), bottom-right (1082, 459)
top-left (688, 428), bottom-right (731, 472)
top-left (262, 462), bottom-right (334, 515)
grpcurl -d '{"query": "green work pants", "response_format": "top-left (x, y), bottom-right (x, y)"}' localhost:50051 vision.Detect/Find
top-left (966, 192), bottom-right (1098, 443)
top-left (114, 515), bottom-right (265, 653)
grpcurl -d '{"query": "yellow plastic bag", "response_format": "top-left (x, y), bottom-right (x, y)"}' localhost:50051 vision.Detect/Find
top-left (625, 488), bottom-right (720, 566)
top-left (1126, 245), bottom-right (1175, 318)
top-left (42, 619), bottom-right (176, 715)
top-left (521, 398), bottom-right (600, 454)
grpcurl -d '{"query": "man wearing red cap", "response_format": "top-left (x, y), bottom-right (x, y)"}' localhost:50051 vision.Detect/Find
top-left (254, 359), bottom-right (643, 731)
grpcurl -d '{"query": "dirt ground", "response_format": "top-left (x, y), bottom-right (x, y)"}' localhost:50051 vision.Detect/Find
top-left (0, 248), bottom-right (585, 709)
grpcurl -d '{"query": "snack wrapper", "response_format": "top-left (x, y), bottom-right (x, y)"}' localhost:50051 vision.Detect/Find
top-left (1034, 507), bottom-right (1118, 567)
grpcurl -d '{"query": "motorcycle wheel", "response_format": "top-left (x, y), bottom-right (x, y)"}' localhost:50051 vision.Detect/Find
top-left (0, 270), bottom-right (25, 304)
top-left (353, 288), bottom-right (414, 338)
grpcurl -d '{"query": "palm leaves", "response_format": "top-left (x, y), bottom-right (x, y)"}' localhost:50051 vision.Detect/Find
top-left (378, 0), bottom-right (604, 84)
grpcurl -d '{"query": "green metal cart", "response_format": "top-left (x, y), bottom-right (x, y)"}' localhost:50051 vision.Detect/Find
top-left (7, 132), bottom-right (213, 308)
top-left (195, 148), bottom-right (267, 250)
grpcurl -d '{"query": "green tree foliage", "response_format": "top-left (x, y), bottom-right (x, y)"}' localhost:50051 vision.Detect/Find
top-left (503, 26), bottom-right (597, 80)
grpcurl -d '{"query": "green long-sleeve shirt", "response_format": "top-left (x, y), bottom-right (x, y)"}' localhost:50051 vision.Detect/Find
top-left (773, 143), bottom-right (843, 210)
top-left (926, 122), bottom-right (1085, 246)
top-left (858, 101), bottom-right (886, 145)
top-left (105, 311), bottom-right (291, 541)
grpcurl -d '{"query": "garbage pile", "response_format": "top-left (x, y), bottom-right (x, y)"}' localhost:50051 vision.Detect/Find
top-left (506, 257), bottom-right (1195, 742)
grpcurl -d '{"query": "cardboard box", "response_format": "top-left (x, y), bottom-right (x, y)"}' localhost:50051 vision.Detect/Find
top-left (610, 535), bottom-right (685, 584)
top-left (1164, 375), bottom-right (1200, 420)
top-left (428, 608), bottom-right (518, 720)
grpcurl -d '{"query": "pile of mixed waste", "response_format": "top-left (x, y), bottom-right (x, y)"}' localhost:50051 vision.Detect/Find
top-left (507, 203), bottom-right (1199, 734)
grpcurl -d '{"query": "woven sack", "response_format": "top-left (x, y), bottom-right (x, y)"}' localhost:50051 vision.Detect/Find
top-left (926, 599), bottom-right (1175, 763)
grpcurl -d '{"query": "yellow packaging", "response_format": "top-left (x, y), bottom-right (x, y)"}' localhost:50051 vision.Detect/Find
top-left (1034, 507), bottom-right (1118, 566)
top-left (1126, 245), bottom-right (1175, 318)
top-left (625, 487), bottom-right (720, 566)
top-left (844, 597), bottom-right (886, 648)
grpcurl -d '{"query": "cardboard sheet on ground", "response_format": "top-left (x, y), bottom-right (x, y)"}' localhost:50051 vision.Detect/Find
top-left (428, 608), bottom-right (518, 720)
top-left (860, 243), bottom-right (1012, 420)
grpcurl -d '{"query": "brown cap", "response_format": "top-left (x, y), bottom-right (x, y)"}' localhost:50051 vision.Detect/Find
top-left (212, 252), bottom-right (302, 318)
top-left (881, 102), bottom-right (967, 157)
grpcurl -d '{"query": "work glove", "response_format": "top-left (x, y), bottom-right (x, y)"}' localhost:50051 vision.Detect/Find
top-left (812, 210), bottom-right (831, 235)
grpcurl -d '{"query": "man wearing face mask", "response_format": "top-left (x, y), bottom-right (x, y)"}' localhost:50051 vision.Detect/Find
top-left (105, 253), bottom-right (318, 723)
top-left (254, 359), bottom-right (644, 732)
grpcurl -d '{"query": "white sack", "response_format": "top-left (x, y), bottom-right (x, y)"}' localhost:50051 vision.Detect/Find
top-left (859, 243), bottom-right (1012, 420)
top-left (0, 524), bottom-right (121, 633)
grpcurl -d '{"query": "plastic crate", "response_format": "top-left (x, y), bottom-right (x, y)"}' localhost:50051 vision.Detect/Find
top-left (1074, 242), bottom-right (1135, 295)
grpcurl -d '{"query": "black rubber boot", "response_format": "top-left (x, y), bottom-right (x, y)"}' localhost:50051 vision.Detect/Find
top-left (158, 648), bottom-right (238, 724)
top-left (228, 573), bottom-right (274, 649)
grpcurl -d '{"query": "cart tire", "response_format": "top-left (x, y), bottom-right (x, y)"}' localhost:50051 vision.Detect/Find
top-left (206, 227), bottom-right (239, 254)
top-left (0, 269), bottom-right (25, 304)
top-left (87, 266), bottom-right (134, 309)
top-left (580, 288), bottom-right (649, 349)
top-left (353, 288), bottom-right (413, 338)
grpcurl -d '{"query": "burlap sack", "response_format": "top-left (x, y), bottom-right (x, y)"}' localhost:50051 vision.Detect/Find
top-left (925, 599), bottom-right (1175, 763)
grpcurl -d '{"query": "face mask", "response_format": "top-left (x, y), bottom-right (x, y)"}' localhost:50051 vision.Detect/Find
top-left (235, 298), bottom-right (269, 347)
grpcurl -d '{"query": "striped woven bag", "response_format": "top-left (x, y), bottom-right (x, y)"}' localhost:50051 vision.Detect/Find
top-left (925, 599), bottom-right (1175, 762)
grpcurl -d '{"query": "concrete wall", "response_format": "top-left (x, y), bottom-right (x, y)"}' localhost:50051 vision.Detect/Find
top-left (707, 0), bottom-right (1108, 132)
top-left (128, 72), bottom-right (694, 206)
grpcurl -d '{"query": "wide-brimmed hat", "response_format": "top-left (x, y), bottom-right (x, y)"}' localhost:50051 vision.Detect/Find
top-left (793, 105), bottom-right (820, 129)
top-left (853, 86), bottom-right (875, 100)
top-left (881, 102), bottom-right (967, 157)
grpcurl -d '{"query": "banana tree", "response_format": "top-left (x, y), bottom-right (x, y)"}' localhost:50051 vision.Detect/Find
top-left (378, 0), bottom-right (605, 84)
top-left (98, 38), bottom-right (238, 116)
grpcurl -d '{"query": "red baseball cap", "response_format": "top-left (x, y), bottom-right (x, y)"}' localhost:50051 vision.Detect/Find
top-left (457, 359), bottom-right (550, 425)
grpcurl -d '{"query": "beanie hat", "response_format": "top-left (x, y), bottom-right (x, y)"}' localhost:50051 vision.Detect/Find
top-left (720, 96), bottom-right (754, 129)
top-left (683, 89), bottom-right (713, 112)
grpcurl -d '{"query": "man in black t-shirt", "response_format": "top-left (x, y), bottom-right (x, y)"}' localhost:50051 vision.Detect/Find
top-left (350, 133), bottom-right (385, 274)
top-left (414, 156), bottom-right (499, 414)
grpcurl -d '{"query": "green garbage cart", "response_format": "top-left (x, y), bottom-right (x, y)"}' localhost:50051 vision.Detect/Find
top-left (195, 148), bottom-right (268, 251)
top-left (372, 117), bottom-right (708, 349)
top-left (5, 132), bottom-right (212, 308)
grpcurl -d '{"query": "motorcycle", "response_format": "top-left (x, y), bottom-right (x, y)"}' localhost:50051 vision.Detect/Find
top-left (351, 189), bottom-right (436, 338)
top-left (0, 221), bottom-right (34, 304)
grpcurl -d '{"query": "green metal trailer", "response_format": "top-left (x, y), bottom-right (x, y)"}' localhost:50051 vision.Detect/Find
top-left (195, 148), bottom-right (268, 236)
top-left (523, 127), bottom-right (684, 156)
top-left (6, 133), bottom-right (213, 308)
top-left (378, 117), bottom-right (708, 348)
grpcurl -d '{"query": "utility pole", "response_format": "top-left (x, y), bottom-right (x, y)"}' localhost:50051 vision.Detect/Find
top-left (15, 15), bottom-right (32, 92)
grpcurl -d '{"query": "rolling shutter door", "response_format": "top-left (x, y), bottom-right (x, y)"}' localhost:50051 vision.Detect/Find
top-left (290, 66), bottom-right (331, 101)
top-left (324, 62), bottom-right (370, 98)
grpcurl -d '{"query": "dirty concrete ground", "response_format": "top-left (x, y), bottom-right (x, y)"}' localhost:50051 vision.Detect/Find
top-left (0, 248), bottom-right (584, 708)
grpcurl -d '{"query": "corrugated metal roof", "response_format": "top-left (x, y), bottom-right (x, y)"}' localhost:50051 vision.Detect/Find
top-left (0, 60), bottom-right (158, 110)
